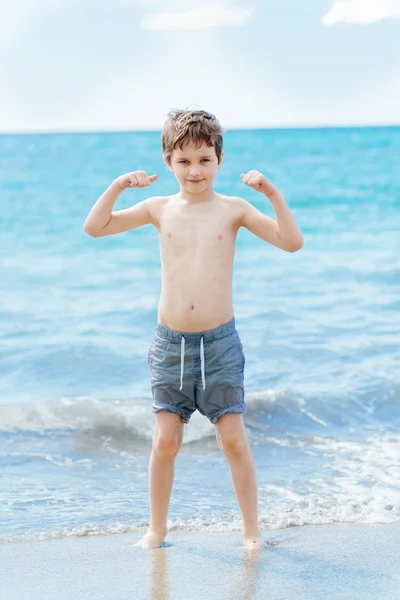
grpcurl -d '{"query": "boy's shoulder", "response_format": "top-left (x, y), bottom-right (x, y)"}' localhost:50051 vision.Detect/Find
top-left (218, 193), bottom-right (250, 218)
top-left (219, 193), bottom-right (247, 206)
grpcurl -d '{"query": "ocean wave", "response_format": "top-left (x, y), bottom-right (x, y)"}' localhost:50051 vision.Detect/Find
top-left (1, 383), bottom-right (399, 446)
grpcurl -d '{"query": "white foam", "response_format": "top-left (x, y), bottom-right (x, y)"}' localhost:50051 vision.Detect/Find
top-left (257, 431), bottom-right (400, 527)
top-left (3, 427), bottom-right (400, 542)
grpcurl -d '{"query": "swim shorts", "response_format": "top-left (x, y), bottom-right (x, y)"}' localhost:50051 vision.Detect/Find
top-left (147, 316), bottom-right (246, 424)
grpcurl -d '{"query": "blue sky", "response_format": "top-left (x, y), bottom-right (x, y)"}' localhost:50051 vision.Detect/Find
top-left (0, 0), bottom-right (399, 132)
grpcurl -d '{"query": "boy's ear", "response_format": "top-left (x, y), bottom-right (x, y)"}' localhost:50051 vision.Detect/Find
top-left (218, 150), bottom-right (224, 168)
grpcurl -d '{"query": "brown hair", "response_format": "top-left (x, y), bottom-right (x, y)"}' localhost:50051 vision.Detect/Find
top-left (161, 108), bottom-right (224, 166)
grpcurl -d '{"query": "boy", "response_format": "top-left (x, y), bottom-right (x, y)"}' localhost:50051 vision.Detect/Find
top-left (84, 109), bottom-right (303, 550)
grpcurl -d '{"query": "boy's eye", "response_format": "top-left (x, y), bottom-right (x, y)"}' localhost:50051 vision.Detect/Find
top-left (178, 159), bottom-right (209, 163)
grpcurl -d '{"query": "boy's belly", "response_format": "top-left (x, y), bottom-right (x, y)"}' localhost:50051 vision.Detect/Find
top-left (157, 268), bottom-right (234, 332)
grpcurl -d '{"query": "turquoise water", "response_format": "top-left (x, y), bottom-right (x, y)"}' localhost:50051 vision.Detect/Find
top-left (1, 127), bottom-right (399, 541)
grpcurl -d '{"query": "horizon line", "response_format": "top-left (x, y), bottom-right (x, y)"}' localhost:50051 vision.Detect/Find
top-left (1, 122), bottom-right (399, 136)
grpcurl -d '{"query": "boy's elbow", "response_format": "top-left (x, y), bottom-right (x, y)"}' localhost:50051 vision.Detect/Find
top-left (84, 223), bottom-right (99, 237)
top-left (286, 237), bottom-right (304, 252)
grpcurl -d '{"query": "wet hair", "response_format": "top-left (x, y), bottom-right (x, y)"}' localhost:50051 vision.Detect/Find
top-left (161, 108), bottom-right (224, 166)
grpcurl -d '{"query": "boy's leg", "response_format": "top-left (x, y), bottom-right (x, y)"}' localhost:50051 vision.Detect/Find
top-left (214, 413), bottom-right (264, 550)
top-left (136, 411), bottom-right (184, 549)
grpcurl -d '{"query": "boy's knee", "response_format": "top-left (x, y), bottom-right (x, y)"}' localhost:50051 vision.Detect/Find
top-left (153, 433), bottom-right (181, 458)
top-left (217, 434), bottom-right (247, 458)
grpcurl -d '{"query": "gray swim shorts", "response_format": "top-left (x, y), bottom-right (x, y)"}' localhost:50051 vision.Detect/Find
top-left (148, 316), bottom-right (246, 424)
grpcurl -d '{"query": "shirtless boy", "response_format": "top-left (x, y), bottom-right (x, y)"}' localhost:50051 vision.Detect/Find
top-left (84, 109), bottom-right (303, 550)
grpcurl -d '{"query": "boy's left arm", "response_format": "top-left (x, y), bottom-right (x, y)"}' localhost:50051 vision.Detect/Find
top-left (238, 170), bottom-right (303, 252)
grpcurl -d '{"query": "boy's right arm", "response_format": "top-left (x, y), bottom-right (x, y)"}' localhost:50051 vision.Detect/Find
top-left (83, 170), bottom-right (159, 237)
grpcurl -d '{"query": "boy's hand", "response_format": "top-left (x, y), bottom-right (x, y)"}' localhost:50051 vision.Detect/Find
top-left (117, 170), bottom-right (158, 190)
top-left (240, 170), bottom-right (276, 196)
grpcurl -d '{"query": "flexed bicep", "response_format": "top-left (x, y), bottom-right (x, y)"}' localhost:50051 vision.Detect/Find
top-left (239, 198), bottom-right (286, 249)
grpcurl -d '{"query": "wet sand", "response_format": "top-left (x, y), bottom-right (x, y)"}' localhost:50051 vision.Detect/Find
top-left (1, 523), bottom-right (399, 600)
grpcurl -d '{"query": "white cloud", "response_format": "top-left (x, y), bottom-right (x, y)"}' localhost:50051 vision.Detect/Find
top-left (322, 0), bottom-right (400, 25)
top-left (141, 2), bottom-right (252, 31)
top-left (0, 1), bottom-right (251, 47)
top-left (116, 0), bottom-right (183, 5)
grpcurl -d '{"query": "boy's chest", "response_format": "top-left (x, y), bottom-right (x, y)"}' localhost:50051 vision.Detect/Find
top-left (159, 208), bottom-right (237, 254)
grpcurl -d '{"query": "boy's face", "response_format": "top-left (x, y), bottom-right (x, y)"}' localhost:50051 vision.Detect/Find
top-left (168, 140), bottom-right (223, 192)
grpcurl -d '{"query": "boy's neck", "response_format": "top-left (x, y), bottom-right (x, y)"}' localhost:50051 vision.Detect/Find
top-left (176, 187), bottom-right (218, 205)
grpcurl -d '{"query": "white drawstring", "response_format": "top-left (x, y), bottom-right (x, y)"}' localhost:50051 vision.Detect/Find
top-left (179, 336), bottom-right (206, 391)
top-left (179, 336), bottom-right (185, 390)
top-left (200, 336), bottom-right (206, 390)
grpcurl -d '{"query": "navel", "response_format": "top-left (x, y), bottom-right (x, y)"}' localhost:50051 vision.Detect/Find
top-left (190, 305), bottom-right (195, 310)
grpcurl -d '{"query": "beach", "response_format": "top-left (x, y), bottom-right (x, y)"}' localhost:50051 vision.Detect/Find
top-left (1, 128), bottom-right (399, 598)
top-left (1, 523), bottom-right (399, 600)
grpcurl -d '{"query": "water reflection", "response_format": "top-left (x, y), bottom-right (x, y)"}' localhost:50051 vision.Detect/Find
top-left (148, 542), bottom-right (266, 600)
top-left (150, 547), bottom-right (170, 600)
top-left (233, 548), bottom-right (265, 600)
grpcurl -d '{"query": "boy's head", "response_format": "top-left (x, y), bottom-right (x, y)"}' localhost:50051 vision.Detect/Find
top-left (161, 109), bottom-right (224, 192)
top-left (162, 108), bottom-right (224, 166)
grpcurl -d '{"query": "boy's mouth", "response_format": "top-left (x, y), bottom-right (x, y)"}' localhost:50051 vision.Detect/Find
top-left (187, 179), bottom-right (204, 183)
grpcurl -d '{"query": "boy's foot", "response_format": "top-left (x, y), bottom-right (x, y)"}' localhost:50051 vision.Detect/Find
top-left (135, 528), bottom-right (168, 549)
top-left (242, 533), bottom-right (264, 550)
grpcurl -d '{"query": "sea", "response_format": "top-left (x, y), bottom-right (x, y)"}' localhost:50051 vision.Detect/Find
top-left (1, 127), bottom-right (399, 542)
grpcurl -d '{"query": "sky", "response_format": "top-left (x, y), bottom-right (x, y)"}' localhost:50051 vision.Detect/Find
top-left (0, 0), bottom-right (399, 132)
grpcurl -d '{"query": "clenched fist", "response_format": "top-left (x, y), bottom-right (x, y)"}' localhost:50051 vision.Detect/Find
top-left (117, 170), bottom-right (158, 190)
top-left (240, 170), bottom-right (276, 196)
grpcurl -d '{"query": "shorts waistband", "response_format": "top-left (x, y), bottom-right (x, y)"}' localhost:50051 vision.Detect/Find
top-left (155, 316), bottom-right (236, 344)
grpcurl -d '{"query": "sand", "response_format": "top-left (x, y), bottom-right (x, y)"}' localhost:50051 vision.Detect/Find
top-left (1, 523), bottom-right (399, 600)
